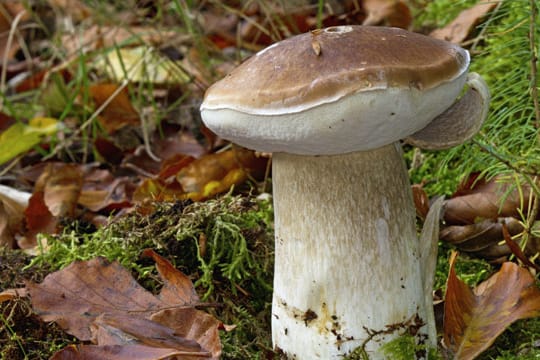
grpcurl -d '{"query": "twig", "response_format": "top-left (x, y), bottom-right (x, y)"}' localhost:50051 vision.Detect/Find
top-left (43, 47), bottom-right (152, 160)
top-left (43, 78), bottom-right (130, 160)
top-left (528, 0), bottom-right (540, 133)
top-left (0, 8), bottom-right (27, 104)
top-left (472, 139), bottom-right (540, 177)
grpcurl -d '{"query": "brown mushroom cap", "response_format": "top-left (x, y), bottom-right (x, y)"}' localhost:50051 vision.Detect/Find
top-left (203, 26), bottom-right (469, 114)
top-left (201, 25), bottom-right (472, 155)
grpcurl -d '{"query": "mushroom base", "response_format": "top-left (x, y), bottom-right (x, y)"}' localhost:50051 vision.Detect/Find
top-left (271, 143), bottom-right (434, 359)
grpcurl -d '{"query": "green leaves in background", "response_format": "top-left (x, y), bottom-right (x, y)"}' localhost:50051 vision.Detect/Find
top-left (0, 117), bottom-right (59, 165)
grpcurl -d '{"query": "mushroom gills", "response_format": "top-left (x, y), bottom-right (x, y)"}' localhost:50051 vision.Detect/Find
top-left (405, 73), bottom-right (490, 150)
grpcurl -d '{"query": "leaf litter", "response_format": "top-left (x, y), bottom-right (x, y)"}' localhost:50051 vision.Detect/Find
top-left (2, 249), bottom-right (222, 359)
top-left (0, 0), bottom-right (539, 358)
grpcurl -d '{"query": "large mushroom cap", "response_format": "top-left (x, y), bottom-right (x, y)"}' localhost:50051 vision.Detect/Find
top-left (201, 25), bottom-right (472, 155)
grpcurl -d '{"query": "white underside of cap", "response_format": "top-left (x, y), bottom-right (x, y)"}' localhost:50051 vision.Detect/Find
top-left (200, 73), bottom-right (468, 155)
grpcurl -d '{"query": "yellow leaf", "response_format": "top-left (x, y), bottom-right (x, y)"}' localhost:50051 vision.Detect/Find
top-left (0, 117), bottom-right (59, 165)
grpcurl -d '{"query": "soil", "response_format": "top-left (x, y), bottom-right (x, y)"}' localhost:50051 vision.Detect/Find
top-left (0, 248), bottom-right (76, 360)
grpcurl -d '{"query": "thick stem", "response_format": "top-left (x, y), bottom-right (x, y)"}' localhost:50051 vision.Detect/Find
top-left (271, 143), bottom-right (435, 359)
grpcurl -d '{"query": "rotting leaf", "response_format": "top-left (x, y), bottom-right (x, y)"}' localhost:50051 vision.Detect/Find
top-left (25, 251), bottom-right (222, 358)
top-left (443, 252), bottom-right (540, 359)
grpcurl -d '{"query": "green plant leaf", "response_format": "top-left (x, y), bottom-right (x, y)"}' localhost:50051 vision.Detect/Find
top-left (0, 117), bottom-right (59, 165)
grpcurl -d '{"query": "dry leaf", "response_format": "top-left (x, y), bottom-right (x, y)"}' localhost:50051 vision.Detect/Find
top-left (430, 0), bottom-right (499, 44)
top-left (501, 223), bottom-right (540, 271)
top-left (47, 0), bottom-right (91, 21)
top-left (0, 185), bottom-right (30, 247)
top-left (0, 3), bottom-right (30, 61)
top-left (89, 83), bottom-right (140, 133)
top-left (78, 168), bottom-right (133, 212)
top-left (0, 288), bottom-right (28, 303)
top-left (440, 217), bottom-right (523, 252)
top-left (61, 24), bottom-right (185, 57)
top-left (132, 178), bottom-right (186, 203)
top-left (362, 0), bottom-right (412, 29)
top-left (412, 183), bottom-right (430, 220)
top-left (26, 250), bottom-right (221, 358)
top-left (444, 174), bottom-right (529, 225)
top-left (443, 252), bottom-right (540, 359)
top-left (35, 163), bottom-right (83, 217)
top-left (176, 146), bottom-right (267, 200)
top-left (51, 344), bottom-right (196, 360)
top-left (19, 191), bottom-right (56, 249)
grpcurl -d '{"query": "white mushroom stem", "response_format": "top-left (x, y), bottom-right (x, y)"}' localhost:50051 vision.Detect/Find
top-left (271, 143), bottom-right (435, 359)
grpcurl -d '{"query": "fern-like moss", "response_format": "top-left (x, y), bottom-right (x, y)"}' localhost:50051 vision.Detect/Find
top-left (409, 0), bottom-right (540, 196)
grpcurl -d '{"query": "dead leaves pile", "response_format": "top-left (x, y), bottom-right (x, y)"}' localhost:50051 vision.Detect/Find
top-left (0, 249), bottom-right (223, 360)
top-left (415, 173), bottom-right (540, 262)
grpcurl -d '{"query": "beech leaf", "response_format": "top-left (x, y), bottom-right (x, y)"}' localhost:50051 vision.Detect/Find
top-left (443, 252), bottom-right (540, 359)
top-left (26, 250), bottom-right (222, 358)
top-left (444, 174), bottom-right (529, 225)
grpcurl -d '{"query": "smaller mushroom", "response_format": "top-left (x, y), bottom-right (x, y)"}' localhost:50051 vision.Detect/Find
top-left (201, 25), bottom-right (490, 359)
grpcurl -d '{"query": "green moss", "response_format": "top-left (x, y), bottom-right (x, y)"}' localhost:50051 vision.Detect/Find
top-left (379, 334), bottom-right (441, 360)
top-left (26, 194), bottom-right (275, 358)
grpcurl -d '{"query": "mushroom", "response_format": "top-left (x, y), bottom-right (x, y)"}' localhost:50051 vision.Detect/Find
top-left (200, 25), bottom-right (490, 359)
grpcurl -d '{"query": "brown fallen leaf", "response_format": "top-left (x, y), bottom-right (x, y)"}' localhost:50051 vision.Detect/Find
top-left (430, 0), bottom-right (499, 44)
top-left (444, 174), bottom-right (530, 225)
top-left (78, 167), bottom-right (134, 212)
top-left (0, 185), bottom-right (29, 248)
top-left (133, 146), bottom-right (268, 203)
top-left (362, 0), bottom-right (412, 29)
top-left (26, 250), bottom-right (221, 358)
top-left (91, 312), bottom-right (203, 351)
top-left (51, 344), bottom-right (201, 360)
top-left (440, 217), bottom-right (524, 252)
top-left (89, 83), bottom-right (140, 133)
top-left (0, 2), bottom-right (30, 61)
top-left (141, 248), bottom-right (199, 304)
top-left (501, 223), bottom-right (540, 271)
top-left (61, 25), bottom-right (184, 57)
top-left (132, 177), bottom-right (186, 203)
top-left (443, 252), bottom-right (540, 359)
top-left (35, 163), bottom-right (83, 217)
top-left (19, 190), bottom-right (56, 249)
top-left (0, 288), bottom-right (28, 303)
top-left (47, 0), bottom-right (91, 22)
top-left (412, 183), bottom-right (430, 220)
top-left (176, 146), bottom-right (267, 201)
